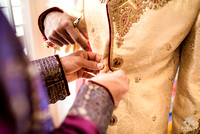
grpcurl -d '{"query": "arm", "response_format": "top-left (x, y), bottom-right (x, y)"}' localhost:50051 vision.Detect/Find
top-left (38, 7), bottom-right (89, 50)
top-left (32, 55), bottom-right (70, 104)
top-left (31, 50), bottom-right (104, 103)
top-left (53, 70), bottom-right (129, 134)
top-left (54, 81), bottom-right (114, 134)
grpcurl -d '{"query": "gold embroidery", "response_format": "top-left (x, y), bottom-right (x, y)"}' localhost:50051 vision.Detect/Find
top-left (107, 0), bottom-right (170, 48)
top-left (144, 0), bottom-right (171, 10)
top-left (99, 0), bottom-right (106, 3)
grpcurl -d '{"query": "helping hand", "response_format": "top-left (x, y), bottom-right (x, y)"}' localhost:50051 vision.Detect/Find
top-left (44, 11), bottom-right (90, 51)
top-left (90, 70), bottom-right (130, 106)
top-left (60, 50), bottom-right (104, 82)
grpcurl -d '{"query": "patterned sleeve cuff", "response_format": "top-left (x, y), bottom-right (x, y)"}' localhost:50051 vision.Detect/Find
top-left (31, 55), bottom-right (70, 103)
top-left (68, 81), bottom-right (114, 134)
top-left (38, 7), bottom-right (63, 41)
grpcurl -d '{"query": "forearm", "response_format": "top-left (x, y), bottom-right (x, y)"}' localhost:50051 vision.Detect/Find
top-left (31, 55), bottom-right (70, 103)
top-left (53, 81), bottom-right (114, 134)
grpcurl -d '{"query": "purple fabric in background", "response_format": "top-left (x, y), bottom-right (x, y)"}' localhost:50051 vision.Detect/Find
top-left (0, 9), bottom-right (100, 134)
top-left (54, 115), bottom-right (99, 134)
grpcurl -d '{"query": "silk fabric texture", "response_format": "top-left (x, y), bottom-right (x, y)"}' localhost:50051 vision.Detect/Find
top-left (55, 0), bottom-right (200, 133)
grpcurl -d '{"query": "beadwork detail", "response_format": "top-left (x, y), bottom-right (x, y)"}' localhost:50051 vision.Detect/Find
top-left (108, 0), bottom-right (170, 48)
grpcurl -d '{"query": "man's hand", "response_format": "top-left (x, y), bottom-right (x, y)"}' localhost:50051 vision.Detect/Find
top-left (90, 70), bottom-right (130, 106)
top-left (44, 11), bottom-right (90, 51)
top-left (60, 50), bottom-right (104, 82)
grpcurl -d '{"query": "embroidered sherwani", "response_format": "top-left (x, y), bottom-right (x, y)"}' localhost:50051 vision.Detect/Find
top-left (39, 0), bottom-right (200, 133)
top-left (82, 0), bottom-right (200, 133)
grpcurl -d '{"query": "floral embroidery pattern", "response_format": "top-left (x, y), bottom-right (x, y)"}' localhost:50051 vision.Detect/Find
top-left (145, 0), bottom-right (171, 9)
top-left (107, 0), bottom-right (170, 48)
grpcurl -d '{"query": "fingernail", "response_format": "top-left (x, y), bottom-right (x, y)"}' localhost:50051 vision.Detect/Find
top-left (97, 63), bottom-right (104, 69)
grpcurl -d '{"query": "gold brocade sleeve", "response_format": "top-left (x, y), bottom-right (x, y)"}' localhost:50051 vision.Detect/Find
top-left (68, 81), bottom-right (114, 134)
top-left (172, 12), bottom-right (200, 133)
top-left (32, 55), bottom-right (70, 104)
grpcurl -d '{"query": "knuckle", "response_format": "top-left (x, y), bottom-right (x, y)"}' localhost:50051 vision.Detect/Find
top-left (51, 31), bottom-right (57, 37)
top-left (63, 21), bottom-right (72, 28)
top-left (48, 36), bottom-right (53, 40)
top-left (88, 62), bottom-right (96, 68)
top-left (55, 27), bottom-right (62, 33)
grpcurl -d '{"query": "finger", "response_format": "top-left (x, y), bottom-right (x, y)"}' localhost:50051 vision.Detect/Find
top-left (76, 23), bottom-right (89, 40)
top-left (77, 69), bottom-right (85, 79)
top-left (65, 25), bottom-right (90, 51)
top-left (78, 59), bottom-right (104, 70)
top-left (52, 32), bottom-right (70, 45)
top-left (48, 37), bottom-right (63, 47)
top-left (87, 52), bottom-right (102, 63)
top-left (82, 72), bottom-right (95, 79)
top-left (57, 29), bottom-right (75, 44)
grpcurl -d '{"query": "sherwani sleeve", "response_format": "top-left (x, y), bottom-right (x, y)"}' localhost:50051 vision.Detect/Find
top-left (53, 81), bottom-right (114, 134)
top-left (172, 11), bottom-right (200, 133)
top-left (31, 55), bottom-right (70, 104)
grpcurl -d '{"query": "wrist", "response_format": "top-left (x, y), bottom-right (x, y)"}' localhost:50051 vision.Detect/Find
top-left (38, 7), bottom-right (63, 40)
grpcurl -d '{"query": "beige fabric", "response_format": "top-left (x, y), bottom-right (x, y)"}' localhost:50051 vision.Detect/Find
top-left (56, 0), bottom-right (200, 133)
top-left (172, 11), bottom-right (200, 134)
top-left (82, 0), bottom-right (200, 134)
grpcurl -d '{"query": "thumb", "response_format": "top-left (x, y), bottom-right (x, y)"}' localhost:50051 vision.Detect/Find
top-left (78, 59), bottom-right (104, 70)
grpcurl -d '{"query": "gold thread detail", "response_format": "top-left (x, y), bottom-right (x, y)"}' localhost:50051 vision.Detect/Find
top-left (108, 0), bottom-right (170, 48)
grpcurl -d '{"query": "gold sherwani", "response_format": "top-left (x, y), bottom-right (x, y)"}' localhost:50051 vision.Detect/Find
top-left (82, 0), bottom-right (200, 133)
top-left (58, 0), bottom-right (200, 133)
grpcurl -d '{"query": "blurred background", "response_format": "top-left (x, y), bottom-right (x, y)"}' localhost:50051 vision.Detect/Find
top-left (0, 0), bottom-right (80, 128)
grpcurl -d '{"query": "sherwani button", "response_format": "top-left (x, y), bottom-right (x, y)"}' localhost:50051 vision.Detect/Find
top-left (109, 115), bottom-right (118, 126)
top-left (113, 58), bottom-right (123, 68)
